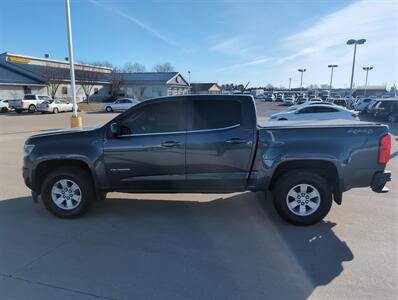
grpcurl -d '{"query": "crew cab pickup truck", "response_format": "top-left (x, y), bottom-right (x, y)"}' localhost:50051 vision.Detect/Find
top-left (23, 95), bottom-right (392, 225)
top-left (9, 94), bottom-right (53, 113)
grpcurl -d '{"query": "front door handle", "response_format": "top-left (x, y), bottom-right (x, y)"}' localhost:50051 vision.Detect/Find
top-left (161, 141), bottom-right (180, 147)
top-left (225, 138), bottom-right (247, 144)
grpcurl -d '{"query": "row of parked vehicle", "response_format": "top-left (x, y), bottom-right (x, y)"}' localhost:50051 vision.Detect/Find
top-left (269, 96), bottom-right (398, 122)
top-left (0, 94), bottom-right (76, 114)
top-left (353, 98), bottom-right (398, 122)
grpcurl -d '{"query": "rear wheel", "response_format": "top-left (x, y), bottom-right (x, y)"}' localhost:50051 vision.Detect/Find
top-left (278, 118), bottom-right (288, 121)
top-left (1, 107), bottom-right (7, 113)
top-left (272, 170), bottom-right (332, 225)
top-left (41, 167), bottom-right (95, 218)
top-left (105, 106), bottom-right (113, 112)
top-left (28, 104), bottom-right (36, 113)
top-left (53, 107), bottom-right (59, 114)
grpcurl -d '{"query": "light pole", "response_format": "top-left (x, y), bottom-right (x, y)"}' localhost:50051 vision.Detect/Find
top-left (328, 64), bottom-right (338, 98)
top-left (298, 69), bottom-right (306, 93)
top-left (65, 0), bottom-right (81, 128)
top-left (363, 66), bottom-right (373, 97)
top-left (288, 77), bottom-right (291, 90)
top-left (347, 39), bottom-right (366, 107)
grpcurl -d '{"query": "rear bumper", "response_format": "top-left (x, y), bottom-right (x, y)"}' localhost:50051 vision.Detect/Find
top-left (371, 171), bottom-right (391, 192)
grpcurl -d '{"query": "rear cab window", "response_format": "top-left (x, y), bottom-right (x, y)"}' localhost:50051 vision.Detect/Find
top-left (188, 99), bottom-right (242, 131)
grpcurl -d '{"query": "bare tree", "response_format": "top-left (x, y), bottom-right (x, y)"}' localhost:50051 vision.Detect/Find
top-left (109, 69), bottom-right (126, 100)
top-left (80, 66), bottom-right (102, 103)
top-left (152, 62), bottom-right (175, 72)
top-left (39, 63), bottom-right (66, 99)
top-left (123, 62), bottom-right (146, 73)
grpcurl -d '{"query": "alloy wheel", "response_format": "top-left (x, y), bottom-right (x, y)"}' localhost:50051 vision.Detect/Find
top-left (286, 184), bottom-right (321, 216)
top-left (51, 179), bottom-right (82, 210)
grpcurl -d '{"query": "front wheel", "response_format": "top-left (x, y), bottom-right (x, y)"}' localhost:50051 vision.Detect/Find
top-left (272, 170), bottom-right (332, 225)
top-left (105, 106), bottom-right (113, 112)
top-left (1, 107), bottom-right (7, 113)
top-left (41, 167), bottom-right (95, 218)
top-left (53, 107), bottom-right (59, 114)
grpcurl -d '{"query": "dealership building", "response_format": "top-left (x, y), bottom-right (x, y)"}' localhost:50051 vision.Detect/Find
top-left (0, 52), bottom-right (190, 101)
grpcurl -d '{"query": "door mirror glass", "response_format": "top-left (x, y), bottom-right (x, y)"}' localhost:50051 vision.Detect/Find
top-left (110, 122), bottom-right (119, 136)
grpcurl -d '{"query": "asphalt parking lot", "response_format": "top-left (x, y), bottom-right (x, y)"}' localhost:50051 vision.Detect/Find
top-left (0, 101), bottom-right (397, 299)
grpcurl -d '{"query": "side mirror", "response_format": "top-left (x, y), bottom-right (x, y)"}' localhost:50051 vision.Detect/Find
top-left (110, 122), bottom-right (119, 137)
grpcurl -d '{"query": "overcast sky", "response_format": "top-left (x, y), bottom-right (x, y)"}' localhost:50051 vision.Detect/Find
top-left (1, 0), bottom-right (397, 88)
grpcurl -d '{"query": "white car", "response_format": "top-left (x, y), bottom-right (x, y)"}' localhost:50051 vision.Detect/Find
top-left (270, 104), bottom-right (358, 121)
top-left (103, 98), bottom-right (140, 112)
top-left (354, 98), bottom-right (373, 112)
top-left (283, 95), bottom-right (295, 105)
top-left (37, 99), bottom-right (74, 114)
top-left (0, 99), bottom-right (9, 113)
top-left (287, 101), bottom-right (335, 111)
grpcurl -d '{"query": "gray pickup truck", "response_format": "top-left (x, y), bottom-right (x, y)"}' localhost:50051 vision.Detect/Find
top-left (23, 95), bottom-right (392, 225)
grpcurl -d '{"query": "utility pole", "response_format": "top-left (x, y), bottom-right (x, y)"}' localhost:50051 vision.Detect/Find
top-left (65, 0), bottom-right (81, 128)
top-left (328, 65), bottom-right (338, 98)
top-left (347, 39), bottom-right (366, 107)
top-left (298, 69), bottom-right (306, 93)
top-left (363, 66), bottom-right (373, 97)
top-left (288, 77), bottom-right (291, 90)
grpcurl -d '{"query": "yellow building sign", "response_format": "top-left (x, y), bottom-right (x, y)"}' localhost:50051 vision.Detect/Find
top-left (7, 56), bottom-right (32, 64)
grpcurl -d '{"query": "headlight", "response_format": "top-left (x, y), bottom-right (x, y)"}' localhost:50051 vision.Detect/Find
top-left (24, 144), bottom-right (35, 157)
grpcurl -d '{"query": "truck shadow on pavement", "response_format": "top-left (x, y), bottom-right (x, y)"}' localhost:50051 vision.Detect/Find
top-left (0, 193), bottom-right (353, 300)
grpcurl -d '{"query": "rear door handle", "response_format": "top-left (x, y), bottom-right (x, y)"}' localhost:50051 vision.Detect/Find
top-left (161, 141), bottom-right (180, 147)
top-left (225, 138), bottom-right (247, 144)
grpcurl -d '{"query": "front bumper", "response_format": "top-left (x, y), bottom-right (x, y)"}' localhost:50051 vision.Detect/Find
top-left (371, 171), bottom-right (391, 193)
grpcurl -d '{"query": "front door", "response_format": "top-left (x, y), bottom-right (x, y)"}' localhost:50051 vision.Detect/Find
top-left (185, 98), bottom-right (256, 191)
top-left (103, 99), bottom-right (186, 190)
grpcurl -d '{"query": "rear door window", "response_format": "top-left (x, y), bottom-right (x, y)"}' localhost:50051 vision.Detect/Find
top-left (188, 100), bottom-right (242, 131)
top-left (24, 95), bottom-right (36, 100)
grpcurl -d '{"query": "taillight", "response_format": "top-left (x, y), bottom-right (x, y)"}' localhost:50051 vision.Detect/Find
top-left (379, 134), bottom-right (391, 164)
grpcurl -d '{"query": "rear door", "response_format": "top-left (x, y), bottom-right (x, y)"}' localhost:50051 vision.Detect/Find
top-left (185, 98), bottom-right (256, 191)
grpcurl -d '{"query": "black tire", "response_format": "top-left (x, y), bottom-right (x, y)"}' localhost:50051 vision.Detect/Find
top-left (1, 107), bottom-right (7, 113)
top-left (53, 107), bottom-right (59, 114)
top-left (28, 104), bottom-right (36, 113)
top-left (272, 170), bottom-right (332, 225)
top-left (278, 118), bottom-right (288, 121)
top-left (41, 167), bottom-right (95, 218)
top-left (15, 109), bottom-right (22, 114)
top-left (105, 106), bottom-right (113, 113)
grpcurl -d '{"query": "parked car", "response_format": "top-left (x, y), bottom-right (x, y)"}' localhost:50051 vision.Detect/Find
top-left (8, 95), bottom-right (52, 113)
top-left (329, 98), bottom-right (348, 108)
top-left (287, 101), bottom-right (336, 111)
top-left (275, 93), bottom-right (284, 102)
top-left (296, 96), bottom-right (308, 104)
top-left (0, 99), bottom-right (9, 113)
top-left (23, 95), bottom-right (391, 225)
top-left (373, 99), bottom-right (398, 119)
top-left (283, 95), bottom-right (295, 105)
top-left (103, 98), bottom-right (140, 112)
top-left (387, 102), bottom-right (398, 122)
top-left (354, 98), bottom-right (373, 112)
top-left (37, 99), bottom-right (75, 114)
top-left (366, 100), bottom-right (382, 115)
top-left (270, 104), bottom-right (358, 121)
top-left (264, 94), bottom-right (273, 101)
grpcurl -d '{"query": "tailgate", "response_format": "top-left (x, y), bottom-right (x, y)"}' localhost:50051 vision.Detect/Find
top-left (8, 99), bottom-right (22, 107)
